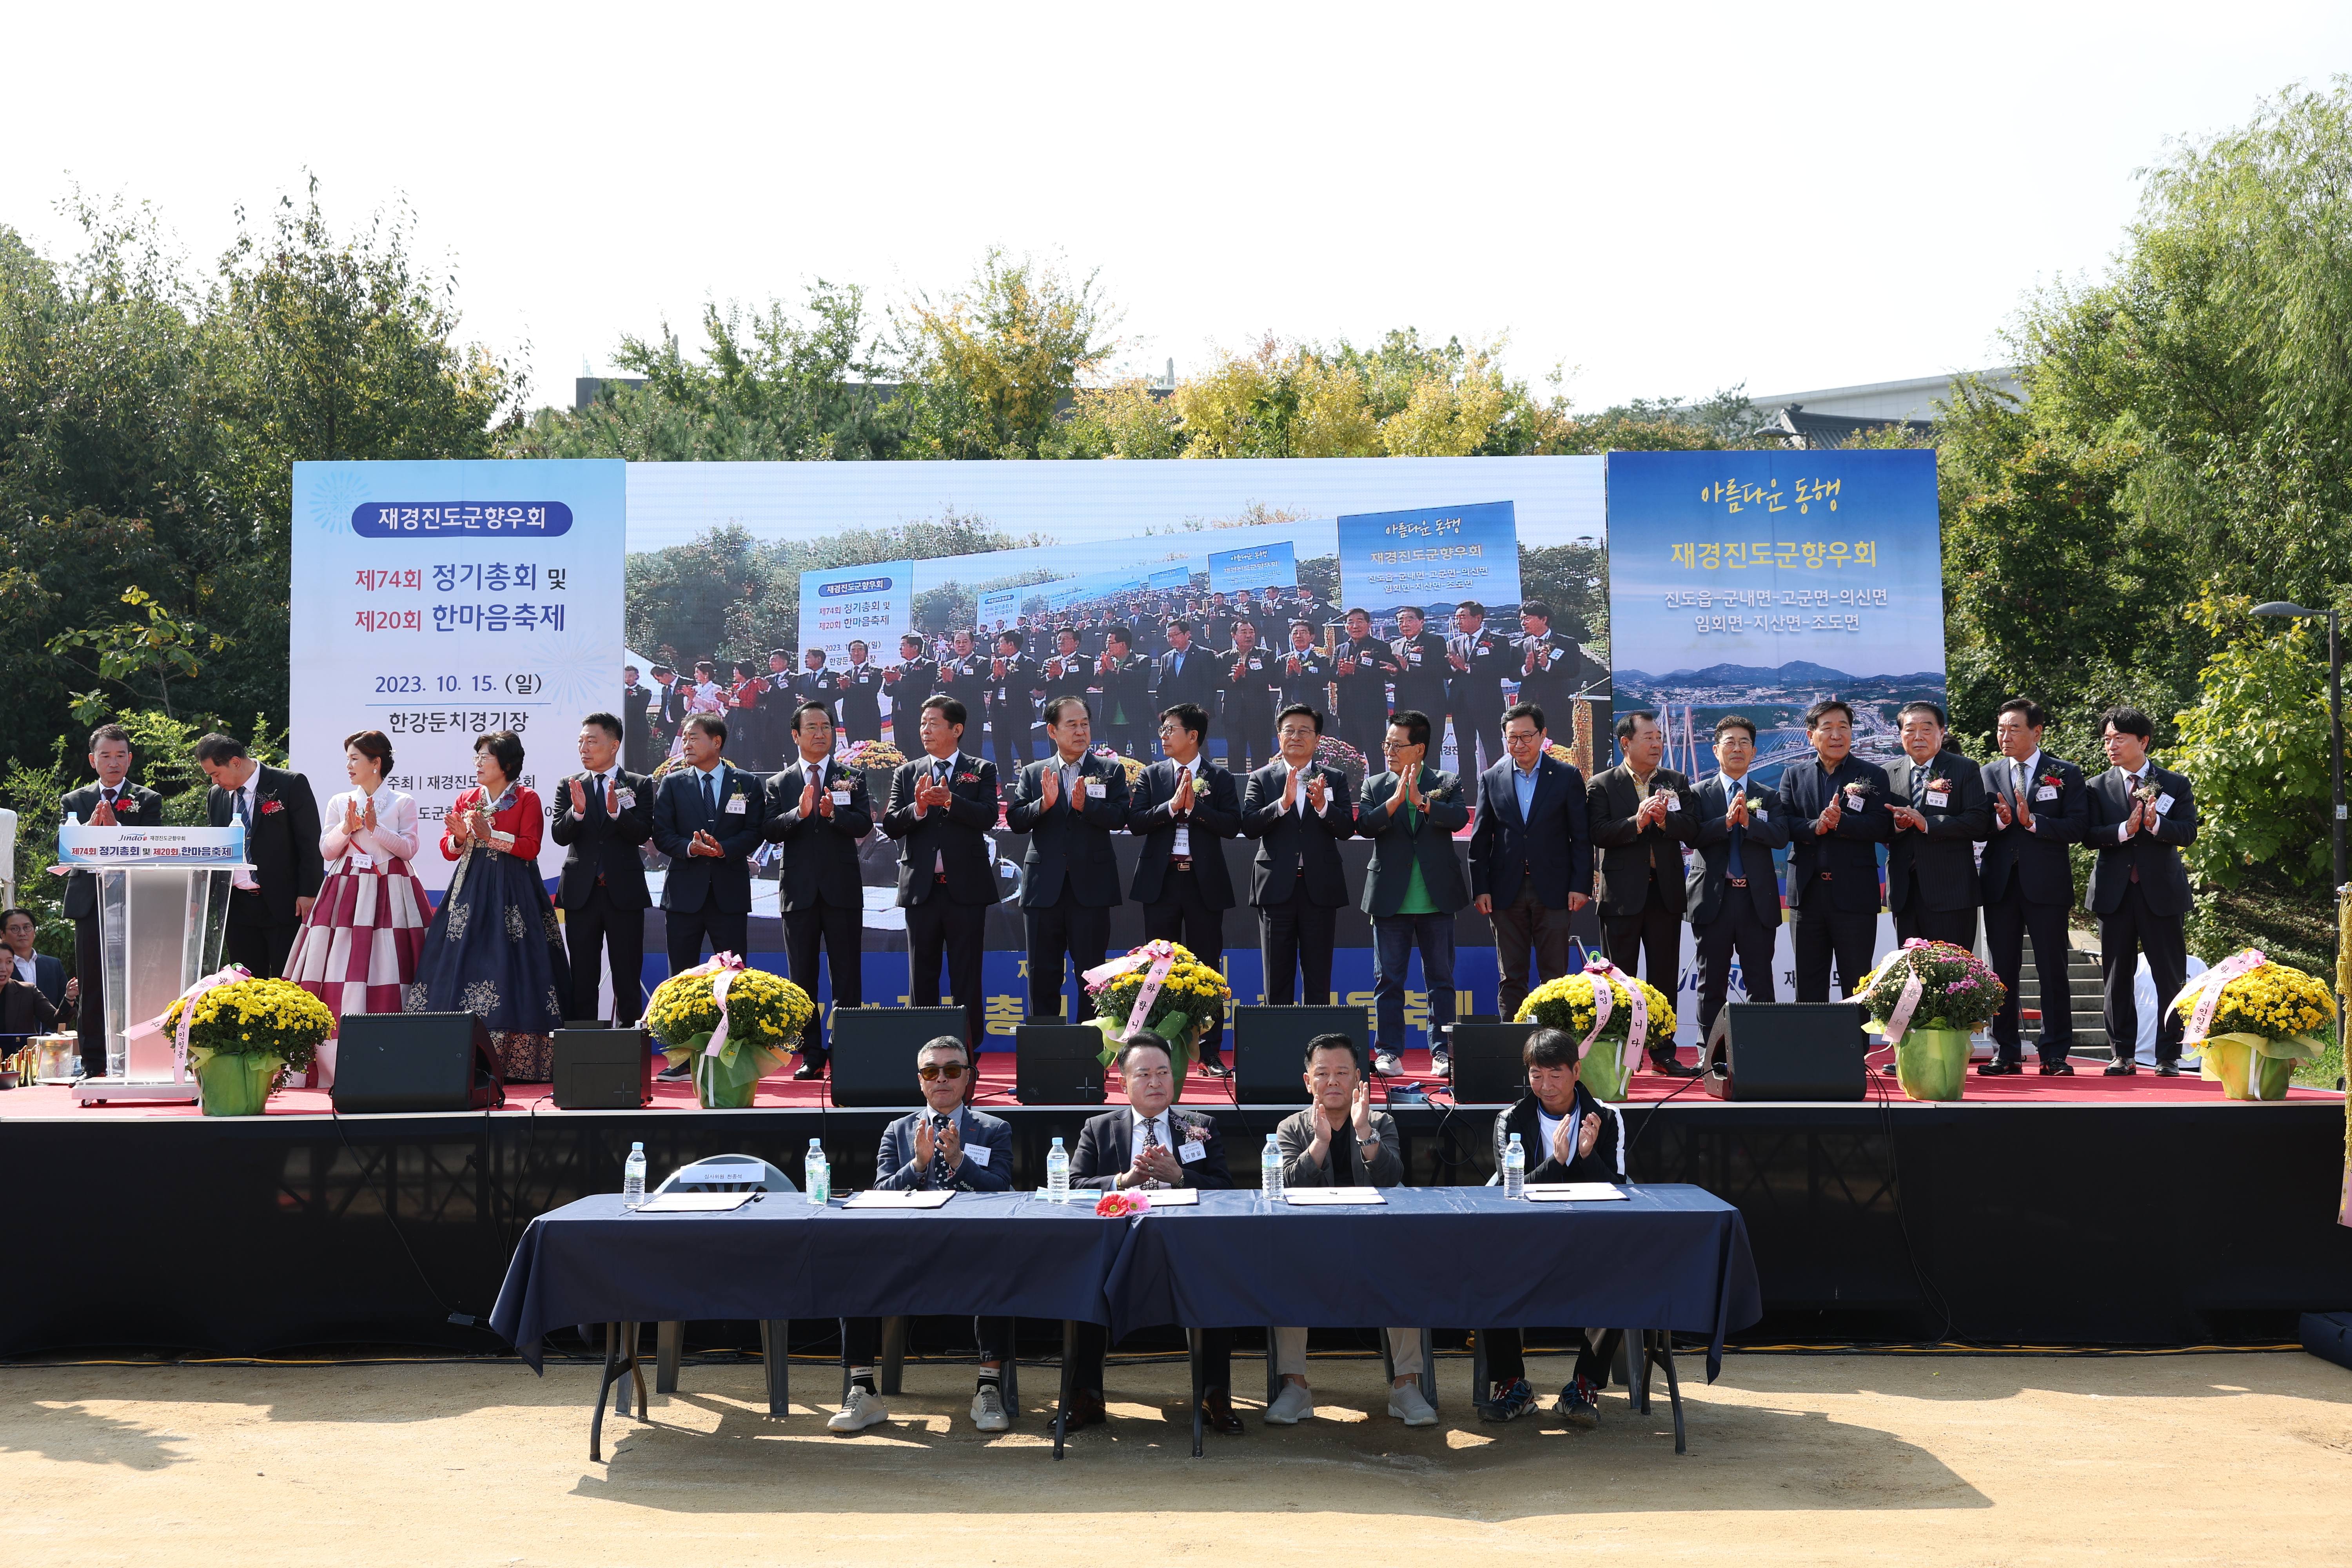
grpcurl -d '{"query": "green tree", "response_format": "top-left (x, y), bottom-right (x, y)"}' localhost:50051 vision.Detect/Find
top-left (889, 250), bottom-right (1122, 459)
top-left (2168, 592), bottom-right (2334, 890)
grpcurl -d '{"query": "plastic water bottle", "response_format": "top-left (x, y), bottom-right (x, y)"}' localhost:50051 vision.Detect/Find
top-left (1261, 1134), bottom-right (1284, 1201)
top-left (804, 1137), bottom-right (830, 1204)
top-left (622, 1142), bottom-right (646, 1209)
top-left (1046, 1136), bottom-right (1070, 1203)
top-left (1502, 1132), bottom-right (1526, 1198)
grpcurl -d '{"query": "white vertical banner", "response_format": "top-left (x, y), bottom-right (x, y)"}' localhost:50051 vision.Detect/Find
top-left (287, 459), bottom-right (628, 895)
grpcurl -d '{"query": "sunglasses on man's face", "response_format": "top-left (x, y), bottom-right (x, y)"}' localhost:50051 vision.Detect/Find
top-left (917, 1062), bottom-right (969, 1082)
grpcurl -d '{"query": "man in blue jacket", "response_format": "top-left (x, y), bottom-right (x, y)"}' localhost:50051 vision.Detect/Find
top-left (1468, 702), bottom-right (1591, 1056)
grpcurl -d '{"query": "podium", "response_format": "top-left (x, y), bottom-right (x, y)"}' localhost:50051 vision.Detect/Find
top-left (53, 823), bottom-right (249, 1105)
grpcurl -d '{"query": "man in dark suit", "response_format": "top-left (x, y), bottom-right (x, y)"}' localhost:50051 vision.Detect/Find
top-left (650, 666), bottom-right (686, 755)
top-left (1217, 619), bottom-right (1279, 774)
top-left (1155, 619), bottom-right (1221, 737)
top-left (884, 633), bottom-right (937, 749)
top-left (789, 649), bottom-right (840, 734)
top-left (1331, 607), bottom-right (1405, 759)
top-left (833, 641), bottom-right (886, 745)
top-left (1387, 608), bottom-right (1454, 764)
top-left (1040, 626), bottom-right (1090, 716)
top-left (1447, 601), bottom-right (1514, 781)
top-left (2085, 705), bottom-right (2199, 1076)
top-left (763, 701), bottom-right (871, 1078)
top-left (1779, 699), bottom-right (1895, 1001)
top-left (1004, 696), bottom-right (1127, 1024)
top-left (1684, 715), bottom-right (1790, 1041)
top-left (1358, 710), bottom-right (1470, 1077)
top-left (1469, 702), bottom-right (1591, 1042)
top-left (1095, 626), bottom-right (1154, 759)
top-left (881, 695), bottom-right (1002, 1049)
top-left (2, 906), bottom-right (72, 1051)
top-left (1884, 701), bottom-right (1992, 949)
top-left (1515, 601), bottom-right (1585, 728)
top-left (196, 732), bottom-right (322, 987)
top-left (1241, 704), bottom-right (1357, 1007)
top-left (1277, 620), bottom-right (1332, 726)
top-left (550, 713), bottom-right (654, 1027)
top-left (939, 630), bottom-right (993, 760)
top-left (62, 724), bottom-right (164, 1075)
top-left (649, 713), bottom-right (768, 983)
top-left (1587, 710), bottom-right (1699, 1075)
top-left (984, 630), bottom-right (1042, 775)
top-left (1129, 701), bottom-right (1243, 1076)
top-left (1066, 1033), bottom-right (1241, 1435)
top-left (620, 666), bottom-right (656, 774)
top-left (1979, 698), bottom-right (2089, 1074)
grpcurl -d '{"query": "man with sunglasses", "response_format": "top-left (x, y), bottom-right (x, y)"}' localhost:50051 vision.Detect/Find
top-left (830, 1035), bottom-right (1016, 1436)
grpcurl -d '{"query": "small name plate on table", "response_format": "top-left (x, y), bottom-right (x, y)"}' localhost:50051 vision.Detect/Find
top-left (1139, 1188), bottom-right (1199, 1206)
top-left (634, 1191), bottom-right (759, 1213)
top-left (1284, 1189), bottom-right (1387, 1206)
top-left (844, 1190), bottom-right (954, 1210)
top-left (1524, 1183), bottom-right (1631, 1203)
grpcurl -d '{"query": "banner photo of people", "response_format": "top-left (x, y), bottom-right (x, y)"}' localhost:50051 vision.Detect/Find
top-left (1605, 448), bottom-right (1947, 1041)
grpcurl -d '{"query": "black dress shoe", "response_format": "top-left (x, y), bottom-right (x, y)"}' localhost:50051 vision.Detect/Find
top-left (1650, 1058), bottom-right (1702, 1078)
top-left (1194, 1060), bottom-right (1231, 1079)
top-left (793, 1059), bottom-right (828, 1081)
top-left (2155, 1062), bottom-right (2181, 1077)
top-left (1879, 1062), bottom-right (1900, 1076)
top-left (655, 1062), bottom-right (692, 1082)
top-left (1063, 1389), bottom-right (1107, 1429)
top-left (2038, 1060), bottom-right (2074, 1076)
top-left (1200, 1387), bottom-right (1245, 1436)
top-left (2103, 1061), bottom-right (2137, 1076)
top-left (1976, 1059), bottom-right (2023, 1076)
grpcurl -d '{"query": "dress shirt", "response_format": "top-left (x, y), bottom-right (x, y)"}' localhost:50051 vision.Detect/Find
top-left (1171, 754), bottom-right (1204, 856)
top-left (2116, 764), bottom-right (2149, 843)
top-left (1513, 760), bottom-right (1539, 820)
top-left (11, 953), bottom-right (36, 985)
top-left (2004, 748), bottom-right (2043, 802)
top-left (232, 769), bottom-right (262, 889)
top-left (1129, 1108), bottom-right (1174, 1189)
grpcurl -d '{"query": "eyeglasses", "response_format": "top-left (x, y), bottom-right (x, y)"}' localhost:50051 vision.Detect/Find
top-left (1380, 739), bottom-right (1421, 752)
top-left (916, 1062), bottom-right (969, 1081)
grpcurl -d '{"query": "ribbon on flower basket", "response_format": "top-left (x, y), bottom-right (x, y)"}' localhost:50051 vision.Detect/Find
top-left (1577, 957), bottom-right (1648, 1082)
top-left (1083, 940), bottom-right (1178, 1042)
top-left (1878, 939), bottom-right (1935, 1044)
top-left (674, 951), bottom-right (748, 1058)
top-left (157, 964), bottom-right (254, 1081)
top-left (2169, 949), bottom-right (2270, 1097)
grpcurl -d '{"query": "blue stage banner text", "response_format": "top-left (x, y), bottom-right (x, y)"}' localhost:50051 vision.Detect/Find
top-left (1207, 541), bottom-right (1298, 595)
top-left (1336, 500), bottom-right (1522, 614)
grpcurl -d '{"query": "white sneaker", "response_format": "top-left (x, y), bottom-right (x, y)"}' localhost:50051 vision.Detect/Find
top-left (1264, 1381), bottom-right (1315, 1424)
top-left (1388, 1383), bottom-right (1437, 1426)
top-left (1430, 1048), bottom-right (1452, 1079)
top-left (828, 1386), bottom-right (889, 1433)
top-left (1372, 1049), bottom-right (1404, 1078)
top-left (971, 1383), bottom-right (1010, 1432)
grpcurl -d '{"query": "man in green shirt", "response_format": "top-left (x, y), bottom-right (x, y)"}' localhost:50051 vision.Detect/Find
top-left (1359, 711), bottom-right (1471, 1076)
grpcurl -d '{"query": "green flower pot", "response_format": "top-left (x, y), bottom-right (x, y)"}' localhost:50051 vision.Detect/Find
top-left (2200, 1039), bottom-right (2296, 1101)
top-left (1581, 1044), bottom-right (1633, 1103)
top-left (196, 1053), bottom-right (281, 1116)
top-left (1895, 1028), bottom-right (1972, 1102)
top-left (691, 1050), bottom-right (761, 1109)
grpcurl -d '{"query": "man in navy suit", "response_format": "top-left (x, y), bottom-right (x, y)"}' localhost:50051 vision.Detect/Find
top-left (1004, 696), bottom-right (1128, 1023)
top-left (2, 906), bottom-right (71, 1049)
top-left (1683, 715), bottom-right (1790, 1041)
top-left (763, 701), bottom-right (873, 1079)
top-left (1978, 698), bottom-right (2089, 1074)
top-left (1155, 619), bottom-right (1222, 735)
top-left (649, 713), bottom-right (768, 991)
top-left (1883, 701), bottom-right (1993, 950)
top-left (1469, 702), bottom-right (1591, 1044)
top-left (1778, 699), bottom-right (1893, 1001)
top-left (1241, 704), bottom-right (1357, 1007)
top-left (2084, 705), bottom-right (2199, 1075)
top-left (550, 713), bottom-right (654, 1026)
top-left (62, 723), bottom-right (163, 1074)
top-left (1129, 702), bottom-right (1243, 1076)
top-left (881, 695), bottom-right (1002, 1049)
top-left (829, 1034), bottom-right (1017, 1436)
top-left (197, 732), bottom-right (323, 988)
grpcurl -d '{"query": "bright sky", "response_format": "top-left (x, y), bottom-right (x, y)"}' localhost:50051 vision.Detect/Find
top-left (9, 3), bottom-right (2347, 415)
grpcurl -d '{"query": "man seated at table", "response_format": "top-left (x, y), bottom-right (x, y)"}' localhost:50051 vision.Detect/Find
top-left (1265, 1032), bottom-right (1435, 1427)
top-left (1067, 1033), bottom-right (1241, 1434)
top-left (830, 1034), bottom-right (1017, 1436)
top-left (1479, 1025), bottom-right (1626, 1428)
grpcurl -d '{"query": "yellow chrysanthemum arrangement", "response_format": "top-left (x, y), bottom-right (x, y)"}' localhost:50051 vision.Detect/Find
top-left (2173, 953), bottom-right (2335, 1101)
top-left (161, 978), bottom-right (332, 1074)
top-left (645, 964), bottom-right (815, 1106)
top-left (840, 740), bottom-right (906, 771)
top-left (1086, 940), bottom-right (1233, 1095)
top-left (1515, 970), bottom-right (1677, 1102)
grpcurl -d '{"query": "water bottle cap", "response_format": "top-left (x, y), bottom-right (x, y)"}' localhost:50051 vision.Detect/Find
top-left (808, 1137), bottom-right (822, 1148)
top-left (630, 1142), bottom-right (643, 1151)
top-left (1051, 1136), bottom-right (1064, 1147)
top-left (1508, 1132), bottom-right (1522, 1143)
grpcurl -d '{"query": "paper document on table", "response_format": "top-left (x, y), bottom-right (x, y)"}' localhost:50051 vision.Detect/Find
top-left (844, 1190), bottom-right (954, 1209)
top-left (1284, 1188), bottom-right (1387, 1206)
top-left (1524, 1183), bottom-right (1631, 1203)
top-left (1139, 1188), bottom-right (1200, 1206)
top-left (633, 1191), bottom-right (757, 1213)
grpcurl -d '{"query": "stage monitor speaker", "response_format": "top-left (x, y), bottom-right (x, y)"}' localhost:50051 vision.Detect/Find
top-left (829, 1007), bottom-right (965, 1107)
top-left (1701, 1003), bottom-right (1868, 1102)
top-left (552, 1026), bottom-right (652, 1110)
top-left (1014, 1024), bottom-right (1107, 1105)
top-left (1231, 1005), bottom-right (1370, 1105)
top-left (332, 1012), bottom-right (501, 1113)
top-left (1449, 1021), bottom-right (1537, 1105)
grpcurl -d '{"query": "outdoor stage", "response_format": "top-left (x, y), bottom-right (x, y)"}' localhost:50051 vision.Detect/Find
top-left (7, 1044), bottom-right (2348, 1359)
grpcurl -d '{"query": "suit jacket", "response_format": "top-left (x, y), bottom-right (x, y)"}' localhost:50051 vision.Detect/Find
top-left (835, 662), bottom-right (887, 729)
top-left (1274, 1106), bottom-right (1405, 1187)
top-left (1387, 631), bottom-right (1452, 721)
top-left (888, 656), bottom-right (938, 718)
top-left (1587, 765), bottom-right (1698, 918)
top-left (650, 763), bottom-right (768, 915)
top-left (1069, 1106), bottom-right (1234, 1192)
top-left (1780, 755), bottom-right (1896, 914)
top-left (1356, 765), bottom-right (1471, 916)
top-left (1, 972), bottom-right (59, 1038)
top-left (1128, 758), bottom-right (1241, 908)
top-left (1515, 631), bottom-right (1584, 717)
top-left (1495, 1086), bottom-right (1624, 1183)
top-left (2084, 764), bottom-right (2198, 916)
top-left (762, 755), bottom-right (872, 913)
top-left (550, 769), bottom-right (654, 911)
top-left (1979, 751), bottom-right (2088, 907)
top-left (881, 752), bottom-right (1002, 906)
top-left (1884, 755), bottom-right (1994, 913)
top-left (1276, 646), bottom-right (1331, 713)
top-left (620, 685), bottom-right (656, 770)
top-left (1240, 760), bottom-right (1356, 908)
top-left (11, 952), bottom-right (70, 1013)
top-left (1155, 645), bottom-right (1221, 718)
top-left (872, 1105), bottom-right (1015, 1193)
top-left (1447, 627), bottom-right (1515, 719)
top-left (1095, 653), bottom-right (1155, 729)
top-left (1683, 774), bottom-right (1790, 927)
top-left (61, 780), bottom-right (166, 920)
top-left (1331, 635), bottom-right (1404, 719)
top-left (1218, 645), bottom-right (1280, 715)
top-left (204, 766), bottom-right (325, 924)
top-left (1004, 750), bottom-right (1129, 908)
top-left (1467, 755), bottom-right (1591, 911)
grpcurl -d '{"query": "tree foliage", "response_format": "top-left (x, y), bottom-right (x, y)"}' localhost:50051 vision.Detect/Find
top-left (889, 250), bottom-right (1121, 459)
top-left (2168, 592), bottom-right (2334, 890)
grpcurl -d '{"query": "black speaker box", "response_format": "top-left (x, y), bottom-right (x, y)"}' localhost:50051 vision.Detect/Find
top-left (1701, 1003), bottom-right (1868, 1101)
top-left (829, 1006), bottom-right (965, 1107)
top-left (1231, 1005), bottom-right (1371, 1105)
top-left (1449, 1021), bottom-right (1537, 1105)
top-left (333, 1012), bottom-right (502, 1113)
top-left (1014, 1024), bottom-right (1107, 1105)
top-left (553, 1026), bottom-right (652, 1110)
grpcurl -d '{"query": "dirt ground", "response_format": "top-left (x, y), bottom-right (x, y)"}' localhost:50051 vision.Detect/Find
top-left (5, 1350), bottom-right (2350, 1567)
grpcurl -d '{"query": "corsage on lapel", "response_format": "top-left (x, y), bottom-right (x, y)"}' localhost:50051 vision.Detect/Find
top-left (260, 796), bottom-right (285, 816)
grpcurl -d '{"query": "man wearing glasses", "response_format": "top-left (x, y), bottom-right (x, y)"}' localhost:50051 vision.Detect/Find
top-left (830, 1035), bottom-right (1015, 1435)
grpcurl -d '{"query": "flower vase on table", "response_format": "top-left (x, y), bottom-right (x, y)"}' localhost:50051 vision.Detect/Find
top-left (158, 973), bottom-right (333, 1118)
top-left (1512, 961), bottom-right (1677, 1103)
top-left (644, 956), bottom-right (814, 1109)
top-left (1858, 940), bottom-right (2007, 1102)
top-left (1082, 940), bottom-right (1234, 1103)
top-left (2171, 950), bottom-right (2334, 1102)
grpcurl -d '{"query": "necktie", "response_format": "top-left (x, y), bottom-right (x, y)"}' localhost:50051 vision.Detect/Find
top-left (236, 786), bottom-right (252, 828)
top-left (701, 769), bottom-right (717, 821)
top-left (928, 1113), bottom-right (953, 1188)
top-left (1727, 782), bottom-right (1746, 875)
top-left (103, 787), bottom-right (118, 811)
top-left (2013, 760), bottom-right (2026, 804)
top-left (1910, 768), bottom-right (1926, 809)
top-left (1141, 1116), bottom-right (1165, 1188)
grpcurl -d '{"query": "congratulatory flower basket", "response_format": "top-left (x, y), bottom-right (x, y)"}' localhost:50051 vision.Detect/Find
top-left (2172, 951), bottom-right (2334, 1102)
top-left (1083, 940), bottom-right (1233, 1102)
top-left (159, 971), bottom-right (332, 1116)
top-left (644, 955), bottom-right (814, 1108)
top-left (1514, 961), bottom-right (1677, 1102)
top-left (1858, 940), bottom-right (2006, 1101)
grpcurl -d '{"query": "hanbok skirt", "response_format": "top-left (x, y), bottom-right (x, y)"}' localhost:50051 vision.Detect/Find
top-left (405, 845), bottom-right (572, 1082)
top-left (286, 855), bottom-right (430, 1026)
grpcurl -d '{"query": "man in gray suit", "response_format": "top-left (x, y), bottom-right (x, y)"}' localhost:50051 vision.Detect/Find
top-left (1358, 710), bottom-right (1471, 1077)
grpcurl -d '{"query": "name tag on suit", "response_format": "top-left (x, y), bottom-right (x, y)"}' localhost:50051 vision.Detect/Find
top-left (1178, 1141), bottom-right (1205, 1163)
top-left (2035, 785), bottom-right (2058, 801)
top-left (1925, 790), bottom-right (1949, 808)
top-left (2155, 793), bottom-right (2176, 815)
top-left (725, 795), bottom-right (748, 815)
top-left (831, 789), bottom-right (852, 806)
top-left (1086, 780), bottom-right (1107, 798)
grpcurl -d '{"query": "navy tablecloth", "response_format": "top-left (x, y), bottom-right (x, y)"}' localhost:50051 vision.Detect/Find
top-left (489, 1192), bottom-right (1129, 1370)
top-left (1103, 1185), bottom-right (1761, 1380)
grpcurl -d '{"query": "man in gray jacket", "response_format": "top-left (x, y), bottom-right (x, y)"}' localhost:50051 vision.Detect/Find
top-left (1263, 1033), bottom-right (1435, 1428)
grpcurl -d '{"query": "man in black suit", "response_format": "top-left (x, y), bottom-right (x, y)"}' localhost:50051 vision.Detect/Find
top-left (1218, 619), bottom-right (1279, 773)
top-left (1358, 710), bottom-right (1470, 1077)
top-left (790, 649), bottom-right (840, 733)
top-left (1587, 710), bottom-right (1699, 1075)
top-left (649, 713), bottom-right (768, 978)
top-left (1040, 626), bottom-right (1090, 716)
top-left (1065, 1033), bottom-right (1241, 1435)
top-left (1155, 619), bottom-right (1221, 737)
top-left (1979, 698), bottom-right (2089, 1074)
top-left (764, 701), bottom-right (871, 1078)
top-left (985, 630), bottom-right (1042, 775)
top-left (939, 630), bottom-right (993, 760)
top-left (1276, 620), bottom-right (1331, 725)
top-left (2, 906), bottom-right (73, 1052)
top-left (62, 724), bottom-right (164, 1075)
top-left (1447, 601), bottom-right (1514, 781)
top-left (1779, 699), bottom-right (1895, 1002)
top-left (884, 633), bottom-right (937, 749)
top-left (1095, 626), bottom-right (1154, 759)
top-left (649, 666), bottom-right (686, 755)
top-left (1388, 608), bottom-right (1454, 764)
top-left (1684, 715), bottom-right (1789, 1041)
top-left (196, 732), bottom-right (323, 987)
top-left (1469, 702), bottom-right (1591, 1038)
top-left (1130, 702), bottom-right (1243, 1076)
top-left (881, 695), bottom-right (1002, 1049)
top-left (620, 666), bottom-right (656, 774)
top-left (1004, 696), bottom-right (1127, 1024)
top-left (1884, 701), bottom-right (1992, 949)
top-left (834, 641), bottom-right (886, 745)
top-left (1515, 601), bottom-right (1585, 728)
top-left (550, 713), bottom-right (654, 1027)
top-left (1331, 607), bottom-right (1405, 759)
top-left (1241, 704), bottom-right (1357, 1006)
top-left (2084, 705), bottom-right (2199, 1076)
